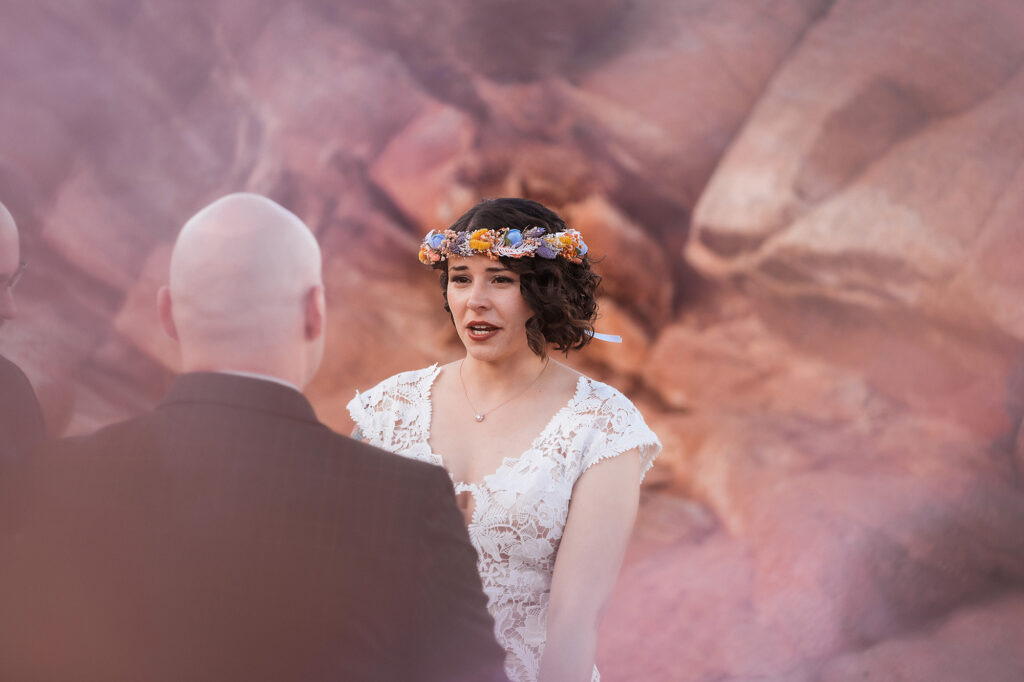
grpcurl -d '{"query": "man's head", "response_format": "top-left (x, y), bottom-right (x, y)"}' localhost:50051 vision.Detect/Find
top-left (0, 201), bottom-right (23, 329)
top-left (158, 193), bottom-right (325, 388)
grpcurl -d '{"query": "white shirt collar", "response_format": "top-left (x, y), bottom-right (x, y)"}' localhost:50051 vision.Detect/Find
top-left (217, 370), bottom-right (303, 394)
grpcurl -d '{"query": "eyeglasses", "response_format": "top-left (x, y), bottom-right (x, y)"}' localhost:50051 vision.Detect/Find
top-left (2, 261), bottom-right (26, 291)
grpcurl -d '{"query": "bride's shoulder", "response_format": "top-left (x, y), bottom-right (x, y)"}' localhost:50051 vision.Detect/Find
top-left (349, 364), bottom-right (441, 412)
top-left (568, 371), bottom-right (663, 472)
top-left (543, 364), bottom-right (642, 422)
top-left (364, 364), bottom-right (441, 393)
top-left (573, 371), bottom-right (634, 408)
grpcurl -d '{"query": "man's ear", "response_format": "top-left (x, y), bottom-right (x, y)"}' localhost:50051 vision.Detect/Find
top-left (304, 284), bottom-right (325, 341)
top-left (157, 285), bottom-right (179, 341)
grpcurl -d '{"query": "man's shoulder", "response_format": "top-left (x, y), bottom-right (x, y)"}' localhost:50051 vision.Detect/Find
top-left (0, 353), bottom-right (36, 394)
top-left (35, 412), bottom-right (153, 462)
top-left (0, 354), bottom-right (44, 429)
top-left (53, 407), bottom-right (449, 486)
top-left (323, 430), bottom-right (451, 486)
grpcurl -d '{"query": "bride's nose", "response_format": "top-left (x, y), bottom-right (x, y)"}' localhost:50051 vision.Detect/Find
top-left (466, 281), bottom-right (491, 310)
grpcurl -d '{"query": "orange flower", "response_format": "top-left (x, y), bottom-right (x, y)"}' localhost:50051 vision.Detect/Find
top-left (418, 243), bottom-right (440, 264)
top-left (468, 228), bottom-right (493, 251)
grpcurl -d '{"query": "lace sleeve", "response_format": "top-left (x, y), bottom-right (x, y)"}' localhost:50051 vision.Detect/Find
top-left (579, 386), bottom-right (662, 482)
top-left (345, 366), bottom-right (440, 452)
top-left (346, 386), bottom-right (382, 444)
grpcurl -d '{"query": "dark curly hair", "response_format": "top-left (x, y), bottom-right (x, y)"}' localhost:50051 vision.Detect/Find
top-left (434, 197), bottom-right (601, 357)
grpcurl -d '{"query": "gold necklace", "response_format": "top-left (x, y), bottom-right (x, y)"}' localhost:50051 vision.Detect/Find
top-left (459, 358), bottom-right (550, 423)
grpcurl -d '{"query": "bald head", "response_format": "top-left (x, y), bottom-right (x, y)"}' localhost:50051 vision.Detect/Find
top-left (161, 193), bottom-right (325, 386)
top-left (0, 201), bottom-right (21, 327)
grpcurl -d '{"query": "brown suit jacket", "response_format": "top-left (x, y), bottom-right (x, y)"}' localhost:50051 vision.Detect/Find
top-left (0, 353), bottom-right (45, 463)
top-left (0, 372), bottom-right (508, 682)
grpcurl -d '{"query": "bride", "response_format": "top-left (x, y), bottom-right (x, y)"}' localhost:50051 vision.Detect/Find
top-left (348, 197), bottom-right (661, 682)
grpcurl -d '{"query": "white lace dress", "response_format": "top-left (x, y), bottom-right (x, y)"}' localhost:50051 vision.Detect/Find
top-left (347, 365), bottom-right (662, 682)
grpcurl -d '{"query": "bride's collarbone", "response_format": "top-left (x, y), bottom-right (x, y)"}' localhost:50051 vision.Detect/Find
top-left (427, 363), bottom-right (581, 480)
top-left (429, 397), bottom-right (561, 480)
top-left (430, 407), bottom-right (538, 472)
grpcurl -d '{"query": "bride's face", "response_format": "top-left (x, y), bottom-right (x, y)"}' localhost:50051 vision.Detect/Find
top-left (446, 255), bottom-right (535, 363)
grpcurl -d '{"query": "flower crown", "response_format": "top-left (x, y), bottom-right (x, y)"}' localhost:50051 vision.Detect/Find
top-left (418, 227), bottom-right (589, 265)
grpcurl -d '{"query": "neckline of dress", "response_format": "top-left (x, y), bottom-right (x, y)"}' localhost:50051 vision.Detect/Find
top-left (422, 363), bottom-right (589, 489)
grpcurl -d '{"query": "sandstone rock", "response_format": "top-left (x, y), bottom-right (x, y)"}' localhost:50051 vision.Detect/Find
top-left (755, 297), bottom-right (1018, 440)
top-left (642, 313), bottom-right (880, 423)
top-left (688, 0), bottom-right (1024, 340)
top-left (67, 335), bottom-right (174, 435)
top-left (243, 4), bottom-right (432, 167)
top-left (112, 244), bottom-right (178, 371)
top-left (576, 0), bottom-right (832, 209)
top-left (598, 527), bottom-right (799, 682)
top-left (469, 79), bottom-right (611, 206)
top-left (306, 213), bottom-right (460, 433)
top-left (43, 171), bottom-right (160, 292)
top-left (601, 407), bottom-right (1024, 680)
top-left (750, 70), bottom-right (1024, 320)
top-left (632, 490), bottom-right (717, 546)
top-left (819, 593), bottom-right (1024, 682)
top-left (946, 158), bottom-right (1024, 342)
top-left (663, 390), bottom-right (1024, 661)
top-left (744, 471), bottom-right (1024, 659)
top-left (692, 0), bottom-right (1024, 246)
top-left (639, 411), bottom-right (705, 496)
top-left (368, 101), bottom-right (478, 230)
top-left (578, 296), bottom-right (650, 378)
top-left (0, 104), bottom-right (76, 204)
top-left (311, 0), bottom-right (633, 83)
top-left (565, 194), bottom-right (673, 328)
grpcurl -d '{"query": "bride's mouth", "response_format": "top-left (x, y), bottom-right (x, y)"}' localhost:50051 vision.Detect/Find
top-left (466, 323), bottom-right (500, 340)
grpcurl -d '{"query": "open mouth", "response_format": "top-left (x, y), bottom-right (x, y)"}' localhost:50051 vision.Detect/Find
top-left (467, 323), bottom-right (500, 339)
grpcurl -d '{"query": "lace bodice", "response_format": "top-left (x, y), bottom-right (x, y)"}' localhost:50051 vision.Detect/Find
top-left (347, 365), bottom-right (661, 682)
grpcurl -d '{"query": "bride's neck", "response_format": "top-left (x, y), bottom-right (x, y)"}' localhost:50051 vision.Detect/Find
top-left (461, 352), bottom-right (548, 393)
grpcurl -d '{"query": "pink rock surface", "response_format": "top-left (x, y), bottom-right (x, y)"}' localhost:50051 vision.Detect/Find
top-left (689, 0), bottom-right (1024, 340)
top-left (819, 593), bottom-right (1024, 682)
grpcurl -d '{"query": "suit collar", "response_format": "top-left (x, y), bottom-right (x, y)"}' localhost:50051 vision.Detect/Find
top-left (159, 372), bottom-right (320, 425)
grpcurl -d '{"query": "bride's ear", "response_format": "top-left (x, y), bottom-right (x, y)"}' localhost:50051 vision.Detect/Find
top-left (157, 285), bottom-right (179, 341)
top-left (304, 284), bottom-right (325, 341)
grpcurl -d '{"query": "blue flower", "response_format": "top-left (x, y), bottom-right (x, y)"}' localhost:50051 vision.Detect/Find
top-left (536, 245), bottom-right (557, 259)
top-left (506, 229), bottom-right (523, 246)
top-left (579, 240), bottom-right (588, 255)
top-left (428, 232), bottom-right (445, 249)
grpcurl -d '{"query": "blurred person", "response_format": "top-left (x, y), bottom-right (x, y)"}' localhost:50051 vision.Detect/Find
top-left (349, 197), bottom-right (662, 682)
top-left (0, 200), bottom-right (46, 462)
top-left (0, 193), bottom-right (507, 682)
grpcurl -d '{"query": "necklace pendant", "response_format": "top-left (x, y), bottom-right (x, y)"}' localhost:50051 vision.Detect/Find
top-left (474, 414), bottom-right (485, 423)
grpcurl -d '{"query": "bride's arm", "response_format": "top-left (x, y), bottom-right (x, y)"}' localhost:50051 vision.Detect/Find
top-left (538, 448), bottom-right (642, 682)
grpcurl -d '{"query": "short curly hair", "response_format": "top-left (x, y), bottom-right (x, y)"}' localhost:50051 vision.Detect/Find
top-left (434, 198), bottom-right (600, 356)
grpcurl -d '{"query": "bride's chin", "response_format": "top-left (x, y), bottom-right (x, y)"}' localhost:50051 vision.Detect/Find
top-left (463, 347), bottom-right (497, 363)
top-left (462, 342), bottom-right (509, 363)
